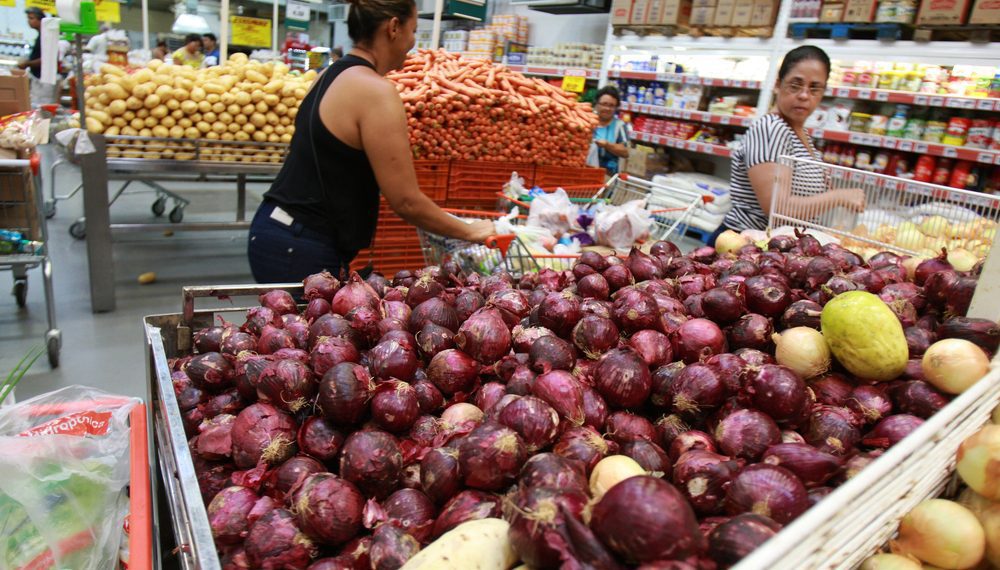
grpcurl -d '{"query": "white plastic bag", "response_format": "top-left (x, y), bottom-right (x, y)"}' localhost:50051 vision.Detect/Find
top-left (526, 188), bottom-right (578, 237)
top-left (502, 171), bottom-right (526, 200)
top-left (586, 141), bottom-right (600, 168)
top-left (0, 386), bottom-right (140, 570)
top-left (593, 200), bottom-right (653, 249)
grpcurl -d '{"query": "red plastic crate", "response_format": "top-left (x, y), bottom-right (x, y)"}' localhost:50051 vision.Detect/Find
top-left (448, 160), bottom-right (536, 203)
top-left (533, 164), bottom-right (607, 190)
top-left (414, 160), bottom-right (450, 201)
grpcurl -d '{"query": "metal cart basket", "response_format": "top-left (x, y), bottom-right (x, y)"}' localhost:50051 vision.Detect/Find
top-left (769, 155), bottom-right (1000, 256)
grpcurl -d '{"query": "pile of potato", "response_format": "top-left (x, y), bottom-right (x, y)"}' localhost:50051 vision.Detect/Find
top-left (83, 53), bottom-right (315, 162)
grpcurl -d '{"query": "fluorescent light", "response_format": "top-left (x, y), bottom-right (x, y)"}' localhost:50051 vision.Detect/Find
top-left (172, 13), bottom-right (211, 34)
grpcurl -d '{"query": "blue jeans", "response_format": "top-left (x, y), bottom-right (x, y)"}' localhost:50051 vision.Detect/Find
top-left (247, 201), bottom-right (349, 284)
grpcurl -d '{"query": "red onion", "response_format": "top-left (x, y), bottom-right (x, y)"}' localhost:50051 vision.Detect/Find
top-left (903, 326), bottom-right (936, 358)
top-left (256, 359), bottom-right (315, 414)
top-left (629, 329), bottom-right (674, 368)
top-left (407, 381), bottom-right (443, 415)
top-left (378, 318), bottom-right (407, 338)
top-left (195, 414), bottom-right (235, 461)
top-left (781, 300), bottom-right (823, 330)
top-left (669, 362), bottom-right (728, 418)
top-left (915, 250), bottom-right (953, 285)
top-left (626, 247), bottom-right (663, 281)
top-left (297, 417), bottom-right (344, 465)
top-left (674, 318), bottom-right (728, 363)
top-left (382, 488), bottom-right (436, 543)
top-left (708, 513), bottom-right (782, 568)
top-left (208, 486), bottom-right (259, 545)
top-left (458, 421), bottom-right (527, 490)
top-left (309, 314), bottom-right (363, 349)
top-left (744, 275), bottom-right (793, 318)
top-left (529, 335), bottom-right (576, 373)
top-left (862, 414), bottom-right (924, 449)
top-left (381, 300), bottom-right (411, 324)
top-left (924, 269), bottom-right (959, 310)
top-left (245, 509), bottom-right (316, 569)
top-left (517, 452), bottom-right (588, 491)
top-left (702, 353), bottom-right (746, 395)
top-left (369, 339), bottom-right (418, 382)
top-left (346, 305), bottom-right (381, 347)
top-left (727, 314), bottom-right (774, 352)
top-left (840, 451), bottom-right (882, 482)
top-left (511, 325), bottom-right (553, 354)
top-left (304, 271), bottom-right (339, 302)
top-left (846, 385), bottom-right (893, 425)
top-left (413, 323), bottom-right (454, 361)
top-left (621, 440), bottom-right (671, 473)
top-left (888, 380), bottom-right (950, 419)
top-left (371, 380), bottom-right (421, 434)
top-left (264, 456), bottom-right (327, 502)
top-left (454, 307), bottom-right (512, 365)
top-left (317, 363), bottom-right (374, 426)
top-left (672, 450), bottom-right (741, 516)
top-left (288, 473), bottom-right (364, 547)
top-left (220, 331), bottom-right (257, 359)
top-left (258, 324), bottom-right (297, 355)
top-left (194, 326), bottom-right (231, 354)
top-left (488, 289), bottom-right (531, 329)
top-left (590, 475), bottom-right (703, 563)
top-left (651, 362), bottom-right (686, 409)
top-left (573, 262), bottom-right (597, 281)
top-left (804, 257), bottom-right (836, 289)
top-left (185, 352), bottom-right (235, 393)
top-left (406, 274), bottom-right (445, 308)
top-left (332, 272), bottom-right (380, 316)
top-left (454, 289), bottom-right (486, 323)
top-left (507, 486), bottom-right (589, 568)
top-left (595, 348), bottom-right (652, 409)
top-left (655, 414), bottom-right (690, 450)
top-left (808, 373), bottom-right (852, 406)
top-left (426, 349), bottom-right (480, 396)
top-left (582, 387), bottom-right (609, 429)
top-left (431, 490), bottom-right (502, 539)
top-left (734, 348), bottom-right (774, 367)
top-left (805, 406), bottom-right (862, 456)
top-left (603, 264), bottom-right (634, 292)
top-left (420, 447), bottom-right (461, 505)
top-left (475, 382), bottom-right (508, 414)
top-left (612, 288), bottom-right (661, 335)
top-left (701, 287), bottom-right (745, 325)
top-left (537, 291), bottom-right (583, 338)
top-left (669, 430), bottom-right (718, 463)
top-left (605, 411), bottom-right (658, 445)
top-left (937, 317), bottom-right (1000, 355)
top-left (744, 365), bottom-right (808, 425)
top-left (578, 273), bottom-right (611, 300)
top-left (340, 429), bottom-right (403, 499)
top-left (554, 425), bottom-right (615, 473)
top-left (498, 396), bottom-right (561, 452)
top-left (761, 443), bottom-right (842, 488)
top-left (580, 251), bottom-right (611, 271)
top-left (243, 306), bottom-right (282, 337)
top-left (714, 409), bottom-right (781, 462)
top-left (231, 403), bottom-right (297, 469)
top-left (481, 273), bottom-right (515, 299)
top-left (200, 390), bottom-right (243, 420)
top-left (305, 556), bottom-right (354, 570)
top-left (409, 298), bottom-right (459, 334)
top-left (725, 464), bottom-right (808, 524)
top-left (677, 274), bottom-right (716, 299)
top-left (683, 294), bottom-right (706, 318)
top-left (369, 524), bottom-right (420, 570)
top-left (173, 371), bottom-right (205, 411)
top-left (572, 315), bottom-right (620, 360)
top-left (259, 289), bottom-right (297, 316)
top-left (506, 366), bottom-right (536, 396)
top-left (533, 370), bottom-right (586, 425)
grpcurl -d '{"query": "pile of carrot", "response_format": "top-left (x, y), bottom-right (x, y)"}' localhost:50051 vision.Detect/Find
top-left (387, 49), bottom-right (598, 166)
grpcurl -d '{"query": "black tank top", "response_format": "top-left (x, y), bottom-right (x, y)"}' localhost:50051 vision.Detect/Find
top-left (264, 55), bottom-right (380, 259)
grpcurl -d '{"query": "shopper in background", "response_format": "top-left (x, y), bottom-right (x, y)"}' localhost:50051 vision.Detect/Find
top-left (247, 0), bottom-right (494, 284)
top-left (19, 8), bottom-right (44, 80)
top-left (714, 45), bottom-right (865, 241)
top-left (172, 34), bottom-right (205, 68)
top-left (330, 47), bottom-right (344, 63)
top-left (591, 86), bottom-right (630, 176)
top-left (151, 39), bottom-right (168, 61)
top-left (202, 33), bottom-right (220, 67)
top-left (85, 23), bottom-right (111, 72)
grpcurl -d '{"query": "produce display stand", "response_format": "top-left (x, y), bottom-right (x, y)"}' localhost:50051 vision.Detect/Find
top-left (80, 135), bottom-right (286, 313)
top-left (0, 154), bottom-right (61, 367)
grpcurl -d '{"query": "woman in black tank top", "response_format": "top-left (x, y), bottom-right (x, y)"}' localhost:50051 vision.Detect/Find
top-left (248, 0), bottom-right (495, 284)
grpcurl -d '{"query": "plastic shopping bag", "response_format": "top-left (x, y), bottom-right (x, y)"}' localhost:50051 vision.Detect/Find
top-left (526, 188), bottom-right (579, 237)
top-left (502, 171), bottom-right (527, 200)
top-left (0, 386), bottom-right (140, 570)
top-left (593, 200), bottom-right (653, 249)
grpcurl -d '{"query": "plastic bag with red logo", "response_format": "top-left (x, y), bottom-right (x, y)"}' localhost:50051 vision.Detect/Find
top-left (0, 385), bottom-right (140, 570)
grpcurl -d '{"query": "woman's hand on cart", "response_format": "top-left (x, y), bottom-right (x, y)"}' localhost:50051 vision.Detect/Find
top-left (463, 219), bottom-right (497, 244)
top-left (835, 188), bottom-right (866, 212)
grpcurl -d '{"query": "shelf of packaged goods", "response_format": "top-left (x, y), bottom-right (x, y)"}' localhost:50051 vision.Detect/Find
top-left (621, 102), bottom-right (754, 128)
top-left (505, 65), bottom-right (601, 79)
top-left (633, 129), bottom-right (733, 158)
top-left (810, 128), bottom-right (1000, 166)
top-left (824, 85), bottom-right (1000, 112)
top-left (608, 69), bottom-right (763, 90)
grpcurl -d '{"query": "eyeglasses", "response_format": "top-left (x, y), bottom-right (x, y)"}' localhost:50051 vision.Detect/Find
top-left (781, 80), bottom-right (826, 98)
top-left (596, 101), bottom-right (618, 109)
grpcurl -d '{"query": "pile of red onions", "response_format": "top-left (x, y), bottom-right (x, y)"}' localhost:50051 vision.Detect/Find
top-left (178, 232), bottom-right (986, 569)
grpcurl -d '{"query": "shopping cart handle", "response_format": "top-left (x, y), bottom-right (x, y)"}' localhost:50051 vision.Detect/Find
top-left (29, 152), bottom-right (40, 177)
top-left (485, 234), bottom-right (516, 255)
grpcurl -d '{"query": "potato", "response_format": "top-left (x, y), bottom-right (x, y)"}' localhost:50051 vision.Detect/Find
top-left (106, 83), bottom-right (128, 100)
top-left (119, 75), bottom-right (137, 92)
top-left (400, 519), bottom-right (515, 570)
top-left (178, 118), bottom-right (193, 129)
top-left (286, 126), bottom-right (295, 136)
top-left (218, 112), bottom-right (233, 124)
top-left (263, 124), bottom-right (275, 135)
top-left (136, 108), bottom-right (150, 119)
top-left (122, 110), bottom-right (136, 121)
top-left (184, 127), bottom-right (201, 139)
top-left (160, 116), bottom-right (176, 128)
top-left (197, 100), bottom-right (212, 113)
top-left (287, 107), bottom-right (298, 120)
top-left (263, 80), bottom-right (284, 95)
top-left (190, 113), bottom-right (202, 123)
top-left (221, 92), bottom-right (236, 106)
top-left (97, 93), bottom-right (110, 106)
top-left (252, 131), bottom-right (267, 142)
top-left (133, 68), bottom-right (154, 83)
top-left (227, 122), bottom-right (240, 134)
top-left (226, 104), bottom-right (241, 116)
top-left (190, 86), bottom-right (206, 102)
top-left (203, 82), bottom-right (226, 95)
top-left (274, 103), bottom-right (288, 116)
top-left (85, 116), bottom-right (104, 133)
top-left (155, 84), bottom-right (173, 99)
top-left (122, 126), bottom-right (139, 136)
top-left (172, 110), bottom-right (186, 121)
top-left (245, 69), bottom-right (268, 85)
top-left (144, 116), bottom-right (158, 128)
top-left (132, 82), bottom-right (154, 99)
top-left (169, 126), bottom-right (185, 139)
top-left (279, 116), bottom-right (291, 126)
top-left (197, 121), bottom-right (212, 134)
top-left (108, 99), bottom-right (127, 116)
top-left (212, 102), bottom-right (226, 114)
top-left (280, 83), bottom-right (296, 97)
top-left (154, 74), bottom-right (172, 87)
top-left (267, 133), bottom-right (280, 143)
top-left (148, 59), bottom-right (164, 70)
top-left (105, 125), bottom-right (121, 136)
top-left (250, 113), bottom-right (267, 128)
top-left (302, 70), bottom-right (317, 81)
top-left (212, 122), bottom-right (228, 135)
top-left (206, 131), bottom-right (219, 140)
top-left (251, 89), bottom-right (265, 103)
top-left (112, 117), bottom-right (127, 128)
top-left (125, 96), bottom-right (143, 110)
top-left (265, 111), bottom-right (279, 125)
top-left (241, 122), bottom-right (255, 134)
top-left (171, 87), bottom-right (189, 102)
top-left (139, 128), bottom-right (153, 138)
top-left (130, 118), bottom-right (145, 130)
top-left (294, 88), bottom-right (306, 100)
top-left (235, 131), bottom-right (250, 142)
top-left (175, 77), bottom-right (194, 91)
top-left (152, 125), bottom-right (169, 138)
top-left (280, 96), bottom-right (297, 107)
top-left (101, 63), bottom-right (126, 77)
top-left (221, 132), bottom-right (235, 141)
top-left (241, 104), bottom-right (255, 115)
top-left (203, 111), bottom-right (217, 123)
top-left (263, 93), bottom-right (280, 107)
top-left (144, 94), bottom-right (161, 109)
top-left (255, 101), bottom-right (268, 114)
top-left (180, 100), bottom-right (198, 114)
top-left (235, 114), bottom-right (248, 126)
top-left (235, 92), bottom-right (252, 106)
top-left (280, 133), bottom-right (292, 144)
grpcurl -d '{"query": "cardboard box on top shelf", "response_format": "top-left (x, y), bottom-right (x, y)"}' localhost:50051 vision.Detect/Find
top-left (819, 1), bottom-right (845, 20)
top-left (654, 0), bottom-right (693, 24)
top-left (0, 75), bottom-right (29, 117)
top-left (969, 0), bottom-right (1000, 23)
top-left (612, 0), bottom-right (634, 23)
top-left (730, 0), bottom-right (755, 24)
top-left (916, 0), bottom-right (970, 23)
top-left (646, 0), bottom-right (666, 23)
top-left (750, 0), bottom-right (778, 24)
top-left (692, 0), bottom-right (716, 6)
top-left (714, 0), bottom-right (736, 24)
top-left (690, 4), bottom-right (716, 23)
top-left (631, 0), bottom-right (652, 23)
top-left (842, 0), bottom-right (878, 20)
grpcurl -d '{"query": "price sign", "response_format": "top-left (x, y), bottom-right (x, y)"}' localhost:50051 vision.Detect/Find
top-left (876, 91), bottom-right (890, 102)
top-left (914, 95), bottom-right (928, 106)
top-left (915, 143), bottom-right (929, 154)
top-left (719, 116), bottom-right (731, 125)
top-left (946, 97), bottom-right (964, 109)
top-left (836, 88), bottom-right (851, 98)
top-left (942, 146), bottom-right (958, 158)
top-left (681, 110), bottom-right (692, 120)
top-left (286, 1), bottom-right (311, 21)
top-left (561, 75), bottom-right (586, 93)
top-left (858, 89), bottom-right (872, 99)
top-left (898, 140), bottom-right (913, 152)
top-left (849, 133), bottom-right (864, 144)
top-left (231, 16), bottom-right (272, 48)
top-left (813, 128), bottom-right (825, 139)
top-left (26, 0), bottom-right (55, 12)
top-left (978, 99), bottom-right (994, 111)
top-left (930, 96), bottom-right (944, 107)
top-left (979, 152), bottom-right (994, 164)
top-left (95, 0), bottom-right (120, 22)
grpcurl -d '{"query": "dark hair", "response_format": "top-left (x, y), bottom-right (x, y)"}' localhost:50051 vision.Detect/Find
top-left (157, 39), bottom-right (167, 48)
top-left (595, 86), bottom-right (621, 106)
top-left (347, 0), bottom-right (416, 46)
top-left (778, 45), bottom-right (831, 82)
top-left (202, 33), bottom-right (217, 42)
top-left (25, 7), bottom-right (44, 18)
top-left (185, 33), bottom-right (202, 45)
top-left (331, 47), bottom-right (344, 58)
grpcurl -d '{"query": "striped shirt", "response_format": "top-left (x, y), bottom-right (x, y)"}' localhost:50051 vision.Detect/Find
top-left (725, 113), bottom-right (826, 231)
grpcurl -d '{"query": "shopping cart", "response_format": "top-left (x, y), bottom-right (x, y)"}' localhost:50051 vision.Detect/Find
top-left (769, 155), bottom-right (1000, 256)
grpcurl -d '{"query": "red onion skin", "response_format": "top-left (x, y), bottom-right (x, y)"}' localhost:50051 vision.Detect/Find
top-left (672, 450), bottom-right (742, 516)
top-left (580, 251), bottom-right (611, 272)
top-left (310, 336), bottom-right (362, 377)
top-left (369, 523), bottom-right (420, 570)
top-left (243, 306), bottom-right (282, 337)
top-left (670, 362), bottom-right (728, 419)
top-left (744, 365), bottom-right (809, 425)
top-left (574, 262), bottom-right (597, 281)
top-left (409, 298), bottom-right (460, 334)
top-left (289, 472), bottom-right (365, 547)
top-left (725, 464), bottom-right (809, 524)
top-left (415, 323), bottom-right (455, 361)
top-left (590, 475), bottom-right (704, 563)
top-left (340, 430), bottom-right (403, 500)
top-left (651, 362), bottom-right (687, 409)
top-left (411, 380), bottom-right (444, 414)
top-left (761, 443), bottom-right (843, 488)
top-left (924, 270), bottom-right (959, 310)
top-left (674, 318), bottom-right (728, 363)
top-left (420, 447), bottom-right (462, 505)
top-left (382, 489), bottom-right (437, 544)
top-left (937, 317), bottom-right (1000, 355)
top-left (845, 385), bottom-right (893, 426)
top-left (612, 288), bottom-right (663, 336)
top-left (604, 264), bottom-right (635, 292)
top-left (581, 298), bottom-right (614, 319)
top-left (629, 330), bottom-right (674, 368)
top-left (475, 382), bottom-right (509, 415)
top-left (744, 276), bottom-right (793, 318)
top-left (572, 315), bottom-right (621, 360)
top-left (208, 486), bottom-right (259, 545)
top-left (498, 396), bottom-right (561, 453)
top-left (489, 289), bottom-right (532, 329)
top-left (708, 513), bottom-right (782, 568)
top-left (714, 409), bottom-right (782, 462)
top-left (333, 273), bottom-right (380, 316)
top-left (185, 352), bottom-right (236, 393)
top-left (506, 366), bottom-right (537, 397)
top-left (371, 381), bottom-right (421, 434)
top-left (426, 349), bottom-right (480, 396)
top-left (304, 271), bottom-right (340, 302)
top-left (518, 452), bottom-right (589, 492)
top-left (627, 247), bottom-right (665, 281)
top-left (605, 411), bottom-right (659, 445)
top-left (915, 253), bottom-right (953, 286)
top-left (622, 440), bottom-right (671, 473)
top-left (595, 348), bottom-right (653, 409)
top-left (231, 403), bottom-right (298, 469)
top-left (512, 325), bottom-right (556, 354)
top-left (578, 273), bottom-right (611, 300)
top-left (245, 509), bottom-right (316, 569)
top-left (702, 287), bottom-right (745, 325)
top-left (862, 414), bottom-right (924, 449)
top-left (668, 430), bottom-right (718, 463)
top-left (529, 335), bottom-right (576, 373)
top-left (727, 314), bottom-right (774, 352)
top-left (297, 417), bottom-right (344, 465)
top-left (455, 307), bottom-right (513, 365)
top-left (554, 425), bottom-right (616, 473)
top-left (533, 370), bottom-right (586, 426)
top-left (888, 380), bottom-right (950, 419)
top-left (318, 363), bottom-right (375, 427)
top-left (582, 387), bottom-right (609, 430)
top-left (309, 314), bottom-right (364, 350)
top-left (455, 290), bottom-right (486, 323)
top-left (194, 326), bottom-right (230, 354)
top-left (655, 415), bottom-right (691, 451)
top-left (805, 406), bottom-right (862, 456)
top-left (431, 490), bottom-right (502, 539)
top-left (507, 486), bottom-right (589, 568)
top-left (458, 421), bottom-right (528, 491)
top-left (537, 291), bottom-right (583, 338)
top-left (809, 374), bottom-right (853, 407)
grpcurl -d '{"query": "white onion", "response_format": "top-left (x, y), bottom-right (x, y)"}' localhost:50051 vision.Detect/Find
top-left (714, 230), bottom-right (749, 255)
top-left (441, 402), bottom-right (484, 425)
top-left (772, 327), bottom-right (831, 380)
top-left (588, 455), bottom-right (645, 502)
top-left (957, 426), bottom-right (1000, 501)
top-left (992, 403), bottom-right (1000, 425)
top-left (978, 503), bottom-right (1000, 567)
top-left (947, 248), bottom-right (978, 272)
top-left (921, 338), bottom-right (990, 395)
top-left (858, 553), bottom-right (922, 570)
top-left (901, 257), bottom-right (926, 281)
top-left (893, 499), bottom-right (984, 569)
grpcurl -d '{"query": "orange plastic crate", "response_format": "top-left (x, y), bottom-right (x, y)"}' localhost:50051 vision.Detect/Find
top-left (414, 160), bottom-right (450, 201)
top-left (533, 164), bottom-right (607, 190)
top-left (448, 160), bottom-right (536, 203)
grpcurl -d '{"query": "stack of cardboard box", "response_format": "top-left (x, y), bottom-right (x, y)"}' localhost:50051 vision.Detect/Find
top-left (612, 0), bottom-right (693, 26)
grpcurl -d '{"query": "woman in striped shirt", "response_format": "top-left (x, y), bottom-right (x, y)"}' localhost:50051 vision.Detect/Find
top-left (712, 46), bottom-right (865, 241)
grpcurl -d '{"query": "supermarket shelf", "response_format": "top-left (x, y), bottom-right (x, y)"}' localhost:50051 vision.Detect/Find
top-left (506, 65), bottom-right (601, 79)
top-left (810, 128), bottom-right (1000, 166)
top-left (609, 69), bottom-right (763, 89)
top-left (607, 33), bottom-right (778, 56)
top-left (633, 129), bottom-right (734, 158)
top-left (621, 102), bottom-right (753, 128)
top-left (823, 85), bottom-right (1000, 112)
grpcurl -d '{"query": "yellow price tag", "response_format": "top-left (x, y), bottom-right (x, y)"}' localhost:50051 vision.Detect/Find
top-left (0, 0), bottom-right (16, 7)
top-left (561, 76), bottom-right (586, 94)
top-left (95, 0), bottom-right (120, 23)
top-left (26, 0), bottom-right (56, 13)
top-left (230, 16), bottom-right (272, 48)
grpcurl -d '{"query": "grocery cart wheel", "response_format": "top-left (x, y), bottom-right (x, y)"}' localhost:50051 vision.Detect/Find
top-left (151, 196), bottom-right (167, 217)
top-left (13, 278), bottom-right (27, 308)
top-left (69, 220), bottom-right (86, 240)
top-left (46, 331), bottom-right (61, 368)
top-left (169, 205), bottom-right (184, 223)
top-left (44, 200), bottom-right (56, 219)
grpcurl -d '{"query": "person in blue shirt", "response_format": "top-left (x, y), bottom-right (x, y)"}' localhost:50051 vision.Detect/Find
top-left (202, 33), bottom-right (220, 67)
top-left (592, 86), bottom-right (630, 175)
